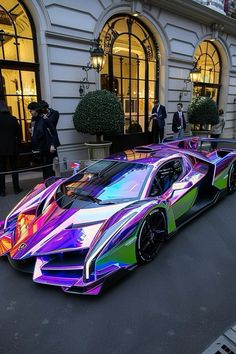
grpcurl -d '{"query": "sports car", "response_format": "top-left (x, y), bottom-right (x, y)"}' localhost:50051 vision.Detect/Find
top-left (0, 137), bottom-right (236, 295)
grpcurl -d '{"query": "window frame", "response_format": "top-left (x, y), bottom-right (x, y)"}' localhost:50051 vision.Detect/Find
top-left (0, 0), bottom-right (41, 144)
top-left (100, 14), bottom-right (159, 135)
top-left (193, 40), bottom-right (222, 104)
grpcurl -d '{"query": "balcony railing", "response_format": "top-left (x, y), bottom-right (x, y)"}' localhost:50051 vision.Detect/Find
top-left (224, 0), bottom-right (236, 18)
top-left (194, 0), bottom-right (236, 17)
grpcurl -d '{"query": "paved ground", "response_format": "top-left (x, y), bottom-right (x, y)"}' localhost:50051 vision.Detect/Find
top-left (0, 178), bottom-right (236, 354)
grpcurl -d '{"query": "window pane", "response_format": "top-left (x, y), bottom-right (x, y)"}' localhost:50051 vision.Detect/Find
top-left (1, 68), bottom-right (21, 95)
top-left (120, 55), bottom-right (129, 79)
top-left (0, 10), bottom-right (15, 36)
top-left (130, 35), bottom-right (145, 60)
top-left (138, 81), bottom-right (145, 99)
top-left (112, 34), bottom-right (129, 58)
top-left (2, 35), bottom-right (18, 61)
top-left (1, 0), bottom-right (33, 38)
top-left (20, 71), bottom-right (37, 95)
top-left (18, 38), bottom-right (35, 62)
top-left (130, 56), bottom-right (141, 80)
top-left (149, 61), bottom-right (156, 81)
top-left (4, 94), bottom-right (23, 120)
top-left (139, 59), bottom-right (146, 80)
top-left (149, 81), bottom-right (155, 100)
top-left (113, 55), bottom-right (121, 78)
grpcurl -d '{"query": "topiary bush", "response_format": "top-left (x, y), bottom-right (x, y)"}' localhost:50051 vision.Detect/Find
top-left (187, 96), bottom-right (219, 126)
top-left (73, 90), bottom-right (124, 142)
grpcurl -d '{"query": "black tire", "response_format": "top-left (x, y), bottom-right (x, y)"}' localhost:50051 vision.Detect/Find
top-left (227, 162), bottom-right (236, 194)
top-left (136, 209), bottom-right (166, 264)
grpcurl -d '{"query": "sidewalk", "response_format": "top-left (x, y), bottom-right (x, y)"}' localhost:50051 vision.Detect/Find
top-left (0, 173), bottom-right (42, 220)
top-left (0, 170), bottom-right (71, 220)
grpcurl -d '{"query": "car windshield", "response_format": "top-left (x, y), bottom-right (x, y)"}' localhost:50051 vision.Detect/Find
top-left (57, 160), bottom-right (152, 207)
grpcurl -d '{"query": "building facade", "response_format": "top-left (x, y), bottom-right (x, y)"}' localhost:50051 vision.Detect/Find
top-left (1, 0), bottom-right (236, 166)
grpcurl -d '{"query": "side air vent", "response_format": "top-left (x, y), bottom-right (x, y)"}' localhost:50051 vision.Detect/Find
top-left (216, 150), bottom-right (231, 158)
top-left (134, 146), bottom-right (160, 153)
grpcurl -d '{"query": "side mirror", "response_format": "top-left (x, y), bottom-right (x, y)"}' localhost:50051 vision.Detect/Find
top-left (172, 180), bottom-right (193, 190)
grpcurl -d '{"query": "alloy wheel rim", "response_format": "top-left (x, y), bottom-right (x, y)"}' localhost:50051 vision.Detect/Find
top-left (229, 163), bottom-right (236, 192)
top-left (138, 211), bottom-right (166, 261)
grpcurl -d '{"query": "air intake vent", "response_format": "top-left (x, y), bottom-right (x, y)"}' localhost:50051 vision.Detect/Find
top-left (134, 145), bottom-right (160, 153)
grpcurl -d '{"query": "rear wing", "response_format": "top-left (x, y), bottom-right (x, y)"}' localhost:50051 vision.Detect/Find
top-left (200, 138), bottom-right (236, 148)
top-left (164, 137), bottom-right (236, 152)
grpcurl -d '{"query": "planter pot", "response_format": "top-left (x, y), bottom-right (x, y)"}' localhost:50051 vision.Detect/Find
top-left (191, 130), bottom-right (211, 138)
top-left (85, 141), bottom-right (112, 160)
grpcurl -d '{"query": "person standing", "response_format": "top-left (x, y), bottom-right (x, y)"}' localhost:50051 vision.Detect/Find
top-left (39, 100), bottom-right (60, 128)
top-left (172, 103), bottom-right (186, 140)
top-left (211, 109), bottom-right (225, 149)
top-left (0, 101), bottom-right (22, 196)
top-left (150, 98), bottom-right (167, 143)
top-left (28, 102), bottom-right (60, 180)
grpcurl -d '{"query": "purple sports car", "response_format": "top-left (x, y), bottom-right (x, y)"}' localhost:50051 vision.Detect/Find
top-left (0, 137), bottom-right (236, 295)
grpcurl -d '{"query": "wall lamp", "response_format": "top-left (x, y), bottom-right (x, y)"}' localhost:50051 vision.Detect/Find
top-left (179, 61), bottom-right (201, 101)
top-left (79, 39), bottom-right (105, 97)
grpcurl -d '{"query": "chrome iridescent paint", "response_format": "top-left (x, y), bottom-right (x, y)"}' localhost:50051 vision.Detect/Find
top-left (0, 137), bottom-right (236, 295)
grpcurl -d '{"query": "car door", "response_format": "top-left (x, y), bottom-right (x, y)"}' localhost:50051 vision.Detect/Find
top-left (148, 157), bottom-right (200, 223)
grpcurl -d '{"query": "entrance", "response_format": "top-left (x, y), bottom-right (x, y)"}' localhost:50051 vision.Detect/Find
top-left (100, 15), bottom-right (159, 150)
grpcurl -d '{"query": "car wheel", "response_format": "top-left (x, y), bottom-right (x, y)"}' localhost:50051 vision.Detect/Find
top-left (136, 209), bottom-right (166, 264)
top-left (227, 162), bottom-right (236, 194)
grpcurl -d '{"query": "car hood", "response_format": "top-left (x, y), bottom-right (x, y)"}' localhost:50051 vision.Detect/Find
top-left (10, 199), bottom-right (133, 260)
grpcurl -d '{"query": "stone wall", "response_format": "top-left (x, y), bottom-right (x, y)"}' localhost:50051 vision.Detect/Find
top-left (25, 0), bottom-right (236, 165)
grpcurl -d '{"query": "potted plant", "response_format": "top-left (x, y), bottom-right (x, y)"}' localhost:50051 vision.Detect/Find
top-left (187, 96), bottom-right (219, 136)
top-left (73, 90), bottom-right (124, 159)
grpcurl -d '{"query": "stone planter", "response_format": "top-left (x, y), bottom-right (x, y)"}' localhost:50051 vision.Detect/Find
top-left (191, 130), bottom-right (211, 138)
top-left (85, 141), bottom-right (112, 160)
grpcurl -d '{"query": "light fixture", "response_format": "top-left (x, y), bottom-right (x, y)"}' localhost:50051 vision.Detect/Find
top-left (189, 65), bottom-right (201, 83)
top-left (178, 61), bottom-right (201, 101)
top-left (131, 0), bottom-right (142, 17)
top-left (90, 41), bottom-right (105, 73)
top-left (79, 39), bottom-right (105, 96)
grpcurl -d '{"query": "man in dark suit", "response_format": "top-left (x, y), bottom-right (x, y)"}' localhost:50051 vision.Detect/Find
top-left (151, 98), bottom-right (167, 143)
top-left (39, 100), bottom-right (59, 128)
top-left (172, 103), bottom-right (186, 140)
top-left (28, 102), bottom-right (60, 180)
top-left (0, 101), bottom-right (22, 196)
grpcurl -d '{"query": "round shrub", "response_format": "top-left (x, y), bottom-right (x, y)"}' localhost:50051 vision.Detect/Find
top-left (73, 90), bottom-right (124, 142)
top-left (187, 96), bottom-right (219, 125)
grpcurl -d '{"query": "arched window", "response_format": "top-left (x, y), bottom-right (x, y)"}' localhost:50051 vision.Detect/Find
top-left (193, 40), bottom-right (221, 103)
top-left (0, 0), bottom-right (40, 143)
top-left (100, 15), bottom-right (159, 135)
